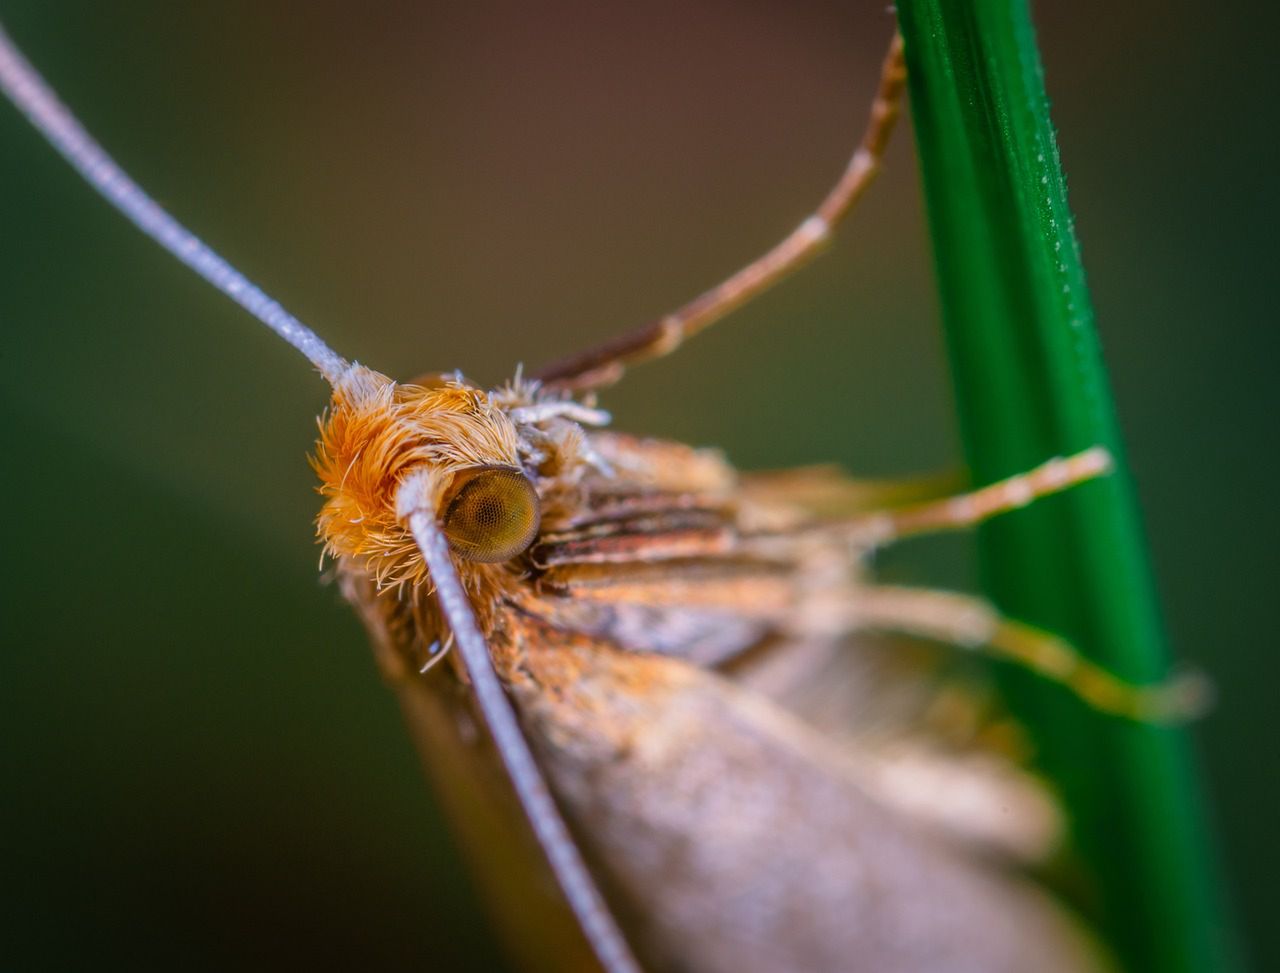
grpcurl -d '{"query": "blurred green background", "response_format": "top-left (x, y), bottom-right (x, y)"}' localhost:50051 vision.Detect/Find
top-left (1, 1), bottom-right (1272, 969)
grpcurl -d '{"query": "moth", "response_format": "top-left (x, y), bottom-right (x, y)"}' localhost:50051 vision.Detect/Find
top-left (1, 19), bottom-right (1203, 973)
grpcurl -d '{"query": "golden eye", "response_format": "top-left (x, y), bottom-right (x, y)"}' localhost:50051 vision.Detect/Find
top-left (441, 466), bottom-right (541, 563)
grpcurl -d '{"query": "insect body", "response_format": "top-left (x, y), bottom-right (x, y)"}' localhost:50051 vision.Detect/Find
top-left (0, 19), bottom-right (1201, 973)
top-left (320, 361), bottom-right (1120, 972)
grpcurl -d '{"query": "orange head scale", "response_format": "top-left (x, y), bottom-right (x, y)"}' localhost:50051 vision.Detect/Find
top-left (312, 364), bottom-right (610, 618)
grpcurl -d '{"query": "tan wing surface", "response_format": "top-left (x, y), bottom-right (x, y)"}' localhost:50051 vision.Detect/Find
top-left (503, 616), bottom-right (1110, 973)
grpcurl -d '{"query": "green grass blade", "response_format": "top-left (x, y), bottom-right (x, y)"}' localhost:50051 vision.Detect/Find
top-left (895, 3), bottom-right (1241, 970)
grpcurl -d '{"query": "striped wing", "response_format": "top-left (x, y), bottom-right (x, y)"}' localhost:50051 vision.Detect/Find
top-left (343, 434), bottom-right (1109, 972)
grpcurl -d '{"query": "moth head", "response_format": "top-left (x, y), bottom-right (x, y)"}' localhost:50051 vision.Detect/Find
top-left (312, 365), bottom-right (539, 587)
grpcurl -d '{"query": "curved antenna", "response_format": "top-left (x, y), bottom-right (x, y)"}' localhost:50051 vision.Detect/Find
top-left (534, 32), bottom-right (907, 391)
top-left (408, 510), bottom-right (642, 973)
top-left (0, 22), bottom-right (349, 384)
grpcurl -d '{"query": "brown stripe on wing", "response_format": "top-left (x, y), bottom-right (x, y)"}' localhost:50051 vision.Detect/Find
top-left (526, 447), bottom-right (817, 663)
top-left (554, 491), bottom-right (732, 529)
top-left (535, 521), bottom-right (735, 566)
top-left (523, 556), bottom-right (796, 665)
top-left (512, 593), bottom-right (771, 667)
top-left (539, 558), bottom-right (795, 613)
top-left (541, 507), bottom-right (728, 541)
top-left (536, 480), bottom-right (747, 570)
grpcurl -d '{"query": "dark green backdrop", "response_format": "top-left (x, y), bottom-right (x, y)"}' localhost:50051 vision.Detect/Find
top-left (1, 2), bottom-right (1272, 969)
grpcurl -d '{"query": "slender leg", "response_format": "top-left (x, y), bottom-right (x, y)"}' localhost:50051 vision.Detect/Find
top-left (534, 33), bottom-right (908, 391)
top-left (854, 585), bottom-right (1211, 722)
top-left (742, 464), bottom-right (967, 518)
top-left (845, 446), bottom-right (1116, 546)
top-left (826, 448), bottom-right (1208, 721)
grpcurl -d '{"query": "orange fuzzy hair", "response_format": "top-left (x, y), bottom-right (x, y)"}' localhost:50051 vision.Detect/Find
top-left (312, 365), bottom-right (521, 591)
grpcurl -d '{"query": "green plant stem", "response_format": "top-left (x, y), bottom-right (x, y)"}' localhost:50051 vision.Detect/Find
top-left (895, 2), bottom-right (1240, 970)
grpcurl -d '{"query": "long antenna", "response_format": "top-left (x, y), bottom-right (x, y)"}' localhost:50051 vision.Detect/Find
top-left (5, 24), bottom-right (638, 969)
top-left (0, 22), bottom-right (349, 384)
top-left (408, 510), bottom-right (642, 973)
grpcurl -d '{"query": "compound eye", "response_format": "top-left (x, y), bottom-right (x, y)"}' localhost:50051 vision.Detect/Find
top-left (441, 466), bottom-right (541, 563)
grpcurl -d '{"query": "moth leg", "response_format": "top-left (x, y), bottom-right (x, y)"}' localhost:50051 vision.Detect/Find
top-left (846, 446), bottom-right (1115, 547)
top-left (533, 32), bottom-right (908, 391)
top-left (854, 585), bottom-right (1211, 722)
top-left (742, 464), bottom-right (967, 518)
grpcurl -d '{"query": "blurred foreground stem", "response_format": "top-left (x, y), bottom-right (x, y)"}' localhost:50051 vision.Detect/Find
top-left (895, 2), bottom-right (1240, 970)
